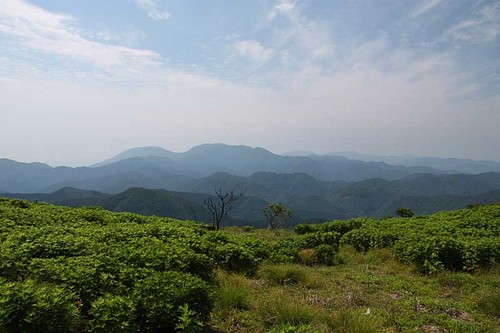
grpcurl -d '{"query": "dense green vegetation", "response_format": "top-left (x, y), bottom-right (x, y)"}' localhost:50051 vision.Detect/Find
top-left (1, 198), bottom-right (499, 332)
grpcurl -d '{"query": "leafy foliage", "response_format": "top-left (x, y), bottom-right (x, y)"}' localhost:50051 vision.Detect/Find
top-left (0, 278), bottom-right (80, 332)
top-left (395, 207), bottom-right (414, 218)
top-left (340, 205), bottom-right (500, 272)
top-left (263, 203), bottom-right (292, 230)
top-left (1, 198), bottom-right (500, 331)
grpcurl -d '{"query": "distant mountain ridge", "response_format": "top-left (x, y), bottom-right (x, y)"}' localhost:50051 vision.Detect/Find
top-left (1, 144), bottom-right (455, 194)
top-left (2, 143), bottom-right (500, 225)
top-left (330, 151), bottom-right (500, 174)
top-left (3, 171), bottom-right (500, 225)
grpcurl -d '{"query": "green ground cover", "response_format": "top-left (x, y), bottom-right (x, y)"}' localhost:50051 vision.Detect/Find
top-left (0, 197), bottom-right (499, 332)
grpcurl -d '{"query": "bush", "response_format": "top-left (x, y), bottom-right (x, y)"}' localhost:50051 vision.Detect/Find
top-left (271, 232), bottom-right (340, 264)
top-left (0, 279), bottom-right (80, 332)
top-left (298, 231), bottom-right (341, 249)
top-left (315, 244), bottom-right (339, 266)
top-left (341, 227), bottom-right (399, 252)
top-left (294, 219), bottom-right (366, 235)
top-left (9, 199), bottom-right (29, 209)
top-left (293, 223), bottom-right (317, 235)
top-left (394, 236), bottom-right (464, 272)
top-left (133, 271), bottom-right (212, 332)
top-left (395, 207), bottom-right (414, 218)
top-left (89, 294), bottom-right (138, 332)
top-left (200, 232), bottom-right (265, 274)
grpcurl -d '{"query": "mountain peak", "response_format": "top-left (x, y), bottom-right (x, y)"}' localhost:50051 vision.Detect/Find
top-left (187, 143), bottom-right (273, 154)
top-left (92, 146), bottom-right (176, 167)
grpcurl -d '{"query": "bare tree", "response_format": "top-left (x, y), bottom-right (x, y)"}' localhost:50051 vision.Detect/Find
top-left (263, 202), bottom-right (292, 230)
top-left (203, 187), bottom-right (243, 231)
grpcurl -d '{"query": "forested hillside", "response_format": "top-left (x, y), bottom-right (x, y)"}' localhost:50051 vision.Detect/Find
top-left (4, 171), bottom-right (500, 225)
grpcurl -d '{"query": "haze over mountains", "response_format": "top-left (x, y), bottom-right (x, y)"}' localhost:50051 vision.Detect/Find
top-left (2, 143), bottom-right (500, 226)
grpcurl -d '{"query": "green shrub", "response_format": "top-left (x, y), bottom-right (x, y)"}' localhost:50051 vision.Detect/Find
top-left (393, 235), bottom-right (465, 272)
top-left (298, 231), bottom-right (341, 249)
top-left (242, 226), bottom-right (256, 232)
top-left (133, 271), bottom-right (211, 332)
top-left (89, 294), bottom-right (138, 332)
top-left (395, 207), bottom-right (414, 218)
top-left (294, 219), bottom-right (366, 235)
top-left (341, 227), bottom-right (399, 252)
top-left (271, 232), bottom-right (340, 264)
top-left (175, 304), bottom-right (205, 333)
top-left (9, 199), bottom-right (30, 209)
top-left (315, 244), bottom-right (339, 266)
top-left (293, 224), bottom-right (317, 235)
top-left (200, 232), bottom-right (265, 274)
top-left (0, 279), bottom-right (79, 332)
top-left (29, 256), bottom-right (121, 303)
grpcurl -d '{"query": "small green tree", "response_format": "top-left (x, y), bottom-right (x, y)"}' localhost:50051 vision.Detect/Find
top-left (395, 207), bottom-right (414, 218)
top-left (263, 203), bottom-right (292, 230)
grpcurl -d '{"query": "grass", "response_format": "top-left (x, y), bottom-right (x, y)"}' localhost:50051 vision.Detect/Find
top-left (209, 235), bottom-right (500, 333)
top-left (477, 291), bottom-right (500, 317)
top-left (214, 270), bottom-right (251, 310)
top-left (265, 324), bottom-right (322, 333)
top-left (259, 295), bottom-right (318, 327)
top-left (258, 264), bottom-right (310, 286)
top-left (323, 309), bottom-right (385, 333)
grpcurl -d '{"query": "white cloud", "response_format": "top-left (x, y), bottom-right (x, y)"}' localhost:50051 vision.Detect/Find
top-left (411, 0), bottom-right (445, 18)
top-left (134, 0), bottom-right (170, 20)
top-left (264, 0), bottom-right (335, 70)
top-left (234, 40), bottom-right (275, 65)
top-left (349, 38), bottom-right (388, 67)
top-left (0, 0), bottom-right (499, 165)
top-left (0, 0), bottom-right (163, 80)
top-left (440, 3), bottom-right (500, 43)
top-left (275, 0), bottom-right (296, 13)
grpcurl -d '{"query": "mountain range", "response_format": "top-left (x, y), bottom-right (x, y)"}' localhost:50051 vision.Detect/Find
top-left (2, 143), bottom-right (500, 226)
top-left (0, 143), bottom-right (452, 194)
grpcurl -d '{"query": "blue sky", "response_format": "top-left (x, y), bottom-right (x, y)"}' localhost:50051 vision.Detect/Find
top-left (0, 0), bottom-right (499, 165)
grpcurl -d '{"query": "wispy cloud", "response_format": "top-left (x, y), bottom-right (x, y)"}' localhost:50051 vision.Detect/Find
top-left (0, 0), bottom-right (163, 80)
top-left (440, 3), bottom-right (500, 43)
top-left (262, 0), bottom-right (335, 73)
top-left (134, 0), bottom-right (170, 20)
top-left (234, 40), bottom-right (275, 65)
top-left (411, 0), bottom-right (445, 18)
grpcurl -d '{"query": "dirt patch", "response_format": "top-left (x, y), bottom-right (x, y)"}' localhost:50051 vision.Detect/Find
top-left (420, 325), bottom-right (449, 333)
top-left (389, 292), bottom-right (403, 300)
top-left (444, 308), bottom-right (473, 322)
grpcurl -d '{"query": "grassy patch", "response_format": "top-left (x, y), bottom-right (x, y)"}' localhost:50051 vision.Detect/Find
top-left (258, 296), bottom-right (318, 327)
top-left (258, 264), bottom-right (310, 286)
top-left (323, 309), bottom-right (385, 333)
top-left (477, 291), bottom-right (500, 317)
top-left (215, 270), bottom-right (251, 310)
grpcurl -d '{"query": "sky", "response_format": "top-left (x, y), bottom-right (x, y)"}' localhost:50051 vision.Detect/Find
top-left (0, 0), bottom-right (499, 166)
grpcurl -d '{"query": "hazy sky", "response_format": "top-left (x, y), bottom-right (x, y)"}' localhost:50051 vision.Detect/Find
top-left (1, 0), bottom-right (499, 166)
